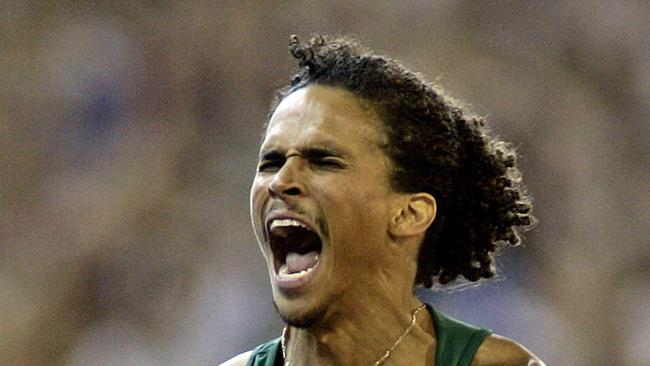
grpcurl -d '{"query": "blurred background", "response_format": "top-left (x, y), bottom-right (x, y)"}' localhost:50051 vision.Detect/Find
top-left (1, 1), bottom-right (649, 365)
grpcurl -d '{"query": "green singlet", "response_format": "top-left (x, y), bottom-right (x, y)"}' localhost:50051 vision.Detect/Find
top-left (245, 304), bottom-right (491, 366)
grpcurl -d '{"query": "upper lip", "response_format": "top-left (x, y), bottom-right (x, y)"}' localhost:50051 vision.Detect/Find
top-left (264, 211), bottom-right (318, 240)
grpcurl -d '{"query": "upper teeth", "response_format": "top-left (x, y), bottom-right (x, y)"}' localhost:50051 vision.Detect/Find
top-left (270, 219), bottom-right (311, 231)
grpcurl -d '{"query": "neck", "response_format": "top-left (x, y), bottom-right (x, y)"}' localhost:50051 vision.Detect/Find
top-left (283, 292), bottom-right (434, 366)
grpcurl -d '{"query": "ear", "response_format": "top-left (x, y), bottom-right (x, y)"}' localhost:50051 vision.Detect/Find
top-left (389, 193), bottom-right (437, 238)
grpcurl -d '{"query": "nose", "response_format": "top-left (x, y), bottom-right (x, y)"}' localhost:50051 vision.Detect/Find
top-left (268, 156), bottom-right (304, 199)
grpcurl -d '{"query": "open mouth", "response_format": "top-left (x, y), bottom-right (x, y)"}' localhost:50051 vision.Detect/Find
top-left (268, 218), bottom-right (323, 282)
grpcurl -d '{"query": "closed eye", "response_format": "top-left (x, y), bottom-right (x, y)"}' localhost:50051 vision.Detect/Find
top-left (258, 160), bottom-right (284, 172)
top-left (256, 147), bottom-right (347, 172)
top-left (311, 158), bottom-right (345, 170)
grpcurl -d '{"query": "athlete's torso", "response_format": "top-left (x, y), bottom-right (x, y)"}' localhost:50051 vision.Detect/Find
top-left (245, 305), bottom-right (491, 366)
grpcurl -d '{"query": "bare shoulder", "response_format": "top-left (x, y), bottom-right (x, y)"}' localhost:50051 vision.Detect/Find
top-left (471, 334), bottom-right (545, 366)
top-left (219, 350), bottom-right (253, 366)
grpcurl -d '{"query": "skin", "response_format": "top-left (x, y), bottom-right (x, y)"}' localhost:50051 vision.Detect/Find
top-left (222, 84), bottom-right (544, 366)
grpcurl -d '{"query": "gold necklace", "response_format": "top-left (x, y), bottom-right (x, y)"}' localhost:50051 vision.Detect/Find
top-left (281, 304), bottom-right (426, 366)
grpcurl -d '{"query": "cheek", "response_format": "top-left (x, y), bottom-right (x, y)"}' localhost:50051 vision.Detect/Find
top-left (250, 176), bottom-right (267, 206)
top-left (326, 186), bottom-right (390, 256)
top-left (250, 179), bottom-right (267, 232)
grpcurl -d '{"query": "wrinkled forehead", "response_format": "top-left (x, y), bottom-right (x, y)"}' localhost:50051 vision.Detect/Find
top-left (261, 85), bottom-right (387, 149)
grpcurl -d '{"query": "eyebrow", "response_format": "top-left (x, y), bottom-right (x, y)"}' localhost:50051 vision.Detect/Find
top-left (259, 150), bottom-right (285, 161)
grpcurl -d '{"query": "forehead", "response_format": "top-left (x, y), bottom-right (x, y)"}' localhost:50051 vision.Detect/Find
top-left (262, 85), bottom-right (386, 152)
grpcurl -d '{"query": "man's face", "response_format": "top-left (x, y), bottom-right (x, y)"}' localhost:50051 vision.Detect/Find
top-left (250, 85), bottom-right (402, 327)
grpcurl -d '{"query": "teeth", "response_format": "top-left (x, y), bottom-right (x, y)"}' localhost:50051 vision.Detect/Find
top-left (270, 219), bottom-right (312, 231)
top-left (278, 264), bottom-right (315, 279)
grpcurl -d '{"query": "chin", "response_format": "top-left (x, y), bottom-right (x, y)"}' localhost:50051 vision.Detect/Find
top-left (273, 297), bottom-right (327, 329)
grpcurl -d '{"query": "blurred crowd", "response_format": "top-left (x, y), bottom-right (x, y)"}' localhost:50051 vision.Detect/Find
top-left (1, 1), bottom-right (648, 365)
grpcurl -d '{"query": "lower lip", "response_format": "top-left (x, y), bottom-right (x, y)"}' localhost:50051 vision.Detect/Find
top-left (273, 259), bottom-right (321, 293)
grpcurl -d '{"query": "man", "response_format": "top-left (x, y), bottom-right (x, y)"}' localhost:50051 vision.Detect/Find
top-left (222, 35), bottom-right (543, 366)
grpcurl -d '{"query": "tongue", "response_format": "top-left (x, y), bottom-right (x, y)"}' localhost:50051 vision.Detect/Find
top-left (286, 251), bottom-right (319, 274)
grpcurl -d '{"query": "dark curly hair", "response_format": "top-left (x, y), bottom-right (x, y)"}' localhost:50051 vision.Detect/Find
top-left (268, 35), bottom-right (534, 287)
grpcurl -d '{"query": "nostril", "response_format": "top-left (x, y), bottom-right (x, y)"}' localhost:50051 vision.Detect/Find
top-left (284, 187), bottom-right (301, 196)
top-left (268, 184), bottom-right (302, 198)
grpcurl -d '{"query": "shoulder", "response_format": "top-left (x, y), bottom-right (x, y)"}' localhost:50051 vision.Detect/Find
top-left (471, 334), bottom-right (545, 366)
top-left (219, 350), bottom-right (253, 366)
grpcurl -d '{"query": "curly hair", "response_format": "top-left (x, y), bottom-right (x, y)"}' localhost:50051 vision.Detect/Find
top-left (269, 35), bottom-right (534, 287)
